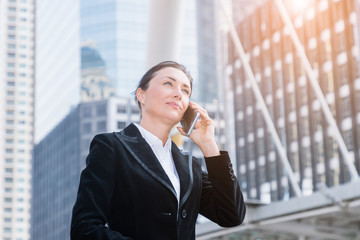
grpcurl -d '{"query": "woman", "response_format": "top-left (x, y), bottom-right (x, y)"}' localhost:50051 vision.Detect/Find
top-left (71, 61), bottom-right (246, 240)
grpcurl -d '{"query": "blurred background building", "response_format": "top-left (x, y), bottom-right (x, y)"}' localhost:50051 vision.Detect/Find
top-left (228, 0), bottom-right (360, 202)
top-left (0, 0), bottom-right (35, 239)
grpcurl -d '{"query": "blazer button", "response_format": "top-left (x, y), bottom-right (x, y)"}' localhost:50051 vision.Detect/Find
top-left (228, 162), bottom-right (233, 168)
top-left (181, 209), bottom-right (187, 218)
top-left (231, 175), bottom-right (236, 181)
top-left (229, 169), bottom-right (234, 175)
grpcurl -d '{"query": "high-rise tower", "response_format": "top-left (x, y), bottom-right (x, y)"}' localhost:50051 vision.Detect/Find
top-left (0, 0), bottom-right (35, 239)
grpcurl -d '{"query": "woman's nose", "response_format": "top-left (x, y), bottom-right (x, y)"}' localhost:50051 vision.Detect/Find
top-left (173, 86), bottom-right (182, 99)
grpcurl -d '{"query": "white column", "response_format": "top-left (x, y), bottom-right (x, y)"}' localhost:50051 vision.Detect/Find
top-left (146, 0), bottom-right (185, 68)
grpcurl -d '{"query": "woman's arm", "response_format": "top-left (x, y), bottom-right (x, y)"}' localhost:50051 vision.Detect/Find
top-left (178, 102), bottom-right (246, 226)
top-left (70, 134), bottom-right (133, 240)
top-left (199, 151), bottom-right (246, 227)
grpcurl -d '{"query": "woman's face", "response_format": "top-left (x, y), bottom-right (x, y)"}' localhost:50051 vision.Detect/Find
top-left (137, 67), bottom-right (192, 125)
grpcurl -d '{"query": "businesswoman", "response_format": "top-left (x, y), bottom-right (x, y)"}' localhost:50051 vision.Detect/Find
top-left (71, 61), bottom-right (246, 240)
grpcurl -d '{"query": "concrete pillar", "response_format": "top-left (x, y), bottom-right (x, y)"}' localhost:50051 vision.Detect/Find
top-left (146, 0), bottom-right (185, 68)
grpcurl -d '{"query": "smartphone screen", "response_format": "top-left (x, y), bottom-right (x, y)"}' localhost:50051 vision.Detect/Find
top-left (180, 107), bottom-right (200, 136)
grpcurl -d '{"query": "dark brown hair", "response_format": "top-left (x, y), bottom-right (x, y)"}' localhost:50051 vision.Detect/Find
top-left (134, 61), bottom-right (193, 109)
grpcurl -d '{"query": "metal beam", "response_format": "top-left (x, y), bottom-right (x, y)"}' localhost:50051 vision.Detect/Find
top-left (274, 0), bottom-right (359, 180)
top-left (218, 0), bottom-right (303, 197)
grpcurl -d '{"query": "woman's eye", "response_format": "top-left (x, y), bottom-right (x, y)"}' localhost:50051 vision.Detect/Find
top-left (182, 89), bottom-right (190, 95)
top-left (164, 81), bottom-right (172, 86)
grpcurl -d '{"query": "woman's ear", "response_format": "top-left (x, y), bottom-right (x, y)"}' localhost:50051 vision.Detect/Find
top-left (136, 88), bottom-right (145, 103)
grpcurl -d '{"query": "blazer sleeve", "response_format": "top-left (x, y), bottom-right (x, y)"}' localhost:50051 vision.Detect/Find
top-left (70, 134), bottom-right (133, 240)
top-left (199, 151), bottom-right (246, 227)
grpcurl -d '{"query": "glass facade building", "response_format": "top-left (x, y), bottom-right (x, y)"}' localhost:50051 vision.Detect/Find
top-left (227, 0), bottom-right (360, 202)
top-left (196, 0), bottom-right (219, 103)
top-left (80, 0), bottom-right (150, 98)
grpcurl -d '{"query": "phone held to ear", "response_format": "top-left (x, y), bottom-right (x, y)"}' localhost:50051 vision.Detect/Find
top-left (180, 106), bottom-right (200, 136)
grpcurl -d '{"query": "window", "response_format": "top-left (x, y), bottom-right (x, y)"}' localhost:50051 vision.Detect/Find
top-left (6, 129), bottom-right (14, 134)
top-left (132, 107), bottom-right (140, 114)
top-left (97, 121), bottom-right (106, 132)
top-left (117, 121), bottom-right (126, 129)
top-left (8, 7), bottom-right (16, 12)
top-left (5, 178), bottom-right (13, 183)
top-left (6, 149), bottom-right (13, 153)
top-left (7, 72), bottom-right (15, 76)
top-left (8, 35), bottom-right (15, 40)
top-left (8, 26), bottom-right (16, 30)
top-left (5, 158), bottom-right (13, 163)
top-left (83, 122), bottom-right (92, 132)
top-left (8, 44), bottom-right (16, 48)
top-left (117, 105), bottom-right (126, 113)
top-left (6, 110), bottom-right (14, 115)
top-left (7, 82), bottom-right (15, 86)
top-left (82, 106), bottom-right (92, 117)
top-left (96, 105), bottom-right (106, 116)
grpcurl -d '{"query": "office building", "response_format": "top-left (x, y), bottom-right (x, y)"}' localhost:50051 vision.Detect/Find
top-left (0, 0), bottom-right (35, 239)
top-left (196, 0), bottom-right (220, 103)
top-left (80, 0), bottom-right (150, 98)
top-left (226, 0), bottom-right (360, 202)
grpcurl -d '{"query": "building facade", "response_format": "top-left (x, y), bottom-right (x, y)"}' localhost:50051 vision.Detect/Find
top-left (80, 0), bottom-right (150, 98)
top-left (196, 0), bottom-right (219, 103)
top-left (227, 0), bottom-right (360, 202)
top-left (0, 0), bottom-right (35, 239)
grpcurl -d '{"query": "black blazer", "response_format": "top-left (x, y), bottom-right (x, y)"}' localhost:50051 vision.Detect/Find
top-left (71, 123), bottom-right (245, 240)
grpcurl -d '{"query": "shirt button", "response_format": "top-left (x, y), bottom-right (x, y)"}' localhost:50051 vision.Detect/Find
top-left (181, 209), bottom-right (187, 218)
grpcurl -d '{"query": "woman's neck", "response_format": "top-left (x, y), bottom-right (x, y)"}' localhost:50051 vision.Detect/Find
top-left (139, 117), bottom-right (172, 146)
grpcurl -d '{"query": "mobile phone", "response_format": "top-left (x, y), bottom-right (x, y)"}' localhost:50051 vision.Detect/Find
top-left (180, 107), bottom-right (200, 136)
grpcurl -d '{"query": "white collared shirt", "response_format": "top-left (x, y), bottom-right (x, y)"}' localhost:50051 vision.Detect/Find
top-left (134, 123), bottom-right (180, 203)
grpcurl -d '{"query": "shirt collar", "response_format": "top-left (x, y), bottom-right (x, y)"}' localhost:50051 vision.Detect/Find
top-left (134, 123), bottom-right (172, 151)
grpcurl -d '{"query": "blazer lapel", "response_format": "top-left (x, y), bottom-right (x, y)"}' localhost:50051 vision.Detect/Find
top-left (171, 144), bottom-right (193, 208)
top-left (113, 124), bottom-right (177, 200)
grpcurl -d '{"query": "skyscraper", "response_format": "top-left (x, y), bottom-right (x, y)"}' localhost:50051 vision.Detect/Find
top-left (196, 0), bottom-right (219, 103)
top-left (226, 0), bottom-right (360, 202)
top-left (0, 0), bottom-right (35, 239)
top-left (80, 0), bottom-right (150, 98)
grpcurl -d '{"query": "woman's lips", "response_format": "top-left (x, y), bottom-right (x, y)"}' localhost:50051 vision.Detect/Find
top-left (167, 102), bottom-right (181, 110)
